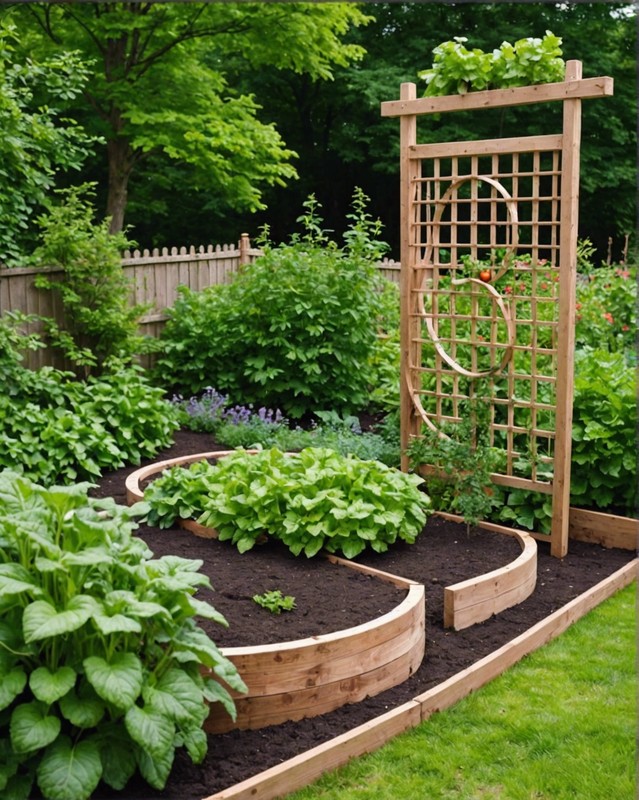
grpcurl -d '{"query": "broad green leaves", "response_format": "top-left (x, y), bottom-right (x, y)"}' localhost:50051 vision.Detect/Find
top-left (36, 737), bottom-right (102, 800)
top-left (419, 31), bottom-right (565, 96)
top-left (83, 654), bottom-right (143, 710)
top-left (0, 473), bottom-right (245, 800)
top-left (145, 446), bottom-right (431, 559)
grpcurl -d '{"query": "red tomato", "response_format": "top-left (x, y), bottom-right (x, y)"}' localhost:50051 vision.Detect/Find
top-left (478, 269), bottom-right (491, 283)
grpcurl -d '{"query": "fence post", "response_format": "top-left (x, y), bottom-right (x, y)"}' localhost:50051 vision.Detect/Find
top-left (239, 233), bottom-right (251, 269)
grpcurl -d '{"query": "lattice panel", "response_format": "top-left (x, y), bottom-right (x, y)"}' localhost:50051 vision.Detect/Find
top-left (407, 140), bottom-right (562, 489)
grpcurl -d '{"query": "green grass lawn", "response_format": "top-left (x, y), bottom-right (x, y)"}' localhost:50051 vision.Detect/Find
top-left (287, 582), bottom-right (637, 800)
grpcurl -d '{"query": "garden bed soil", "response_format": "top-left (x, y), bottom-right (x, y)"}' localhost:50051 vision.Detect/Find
top-left (90, 430), bottom-right (635, 800)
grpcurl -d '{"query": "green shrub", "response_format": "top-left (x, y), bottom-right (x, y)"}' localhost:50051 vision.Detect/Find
top-left (31, 184), bottom-right (152, 374)
top-left (570, 348), bottom-right (636, 513)
top-left (144, 447), bottom-right (431, 559)
top-left (0, 315), bottom-right (179, 484)
top-left (0, 471), bottom-right (246, 800)
top-left (156, 191), bottom-right (389, 417)
top-left (419, 32), bottom-right (564, 96)
top-left (575, 264), bottom-right (636, 353)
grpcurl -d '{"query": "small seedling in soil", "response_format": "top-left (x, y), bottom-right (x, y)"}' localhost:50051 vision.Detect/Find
top-left (253, 589), bottom-right (296, 614)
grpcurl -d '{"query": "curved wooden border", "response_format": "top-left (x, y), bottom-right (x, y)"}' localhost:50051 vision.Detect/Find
top-left (203, 559), bottom-right (637, 800)
top-left (435, 512), bottom-right (537, 631)
top-left (205, 578), bottom-right (425, 733)
top-left (127, 453), bottom-right (425, 732)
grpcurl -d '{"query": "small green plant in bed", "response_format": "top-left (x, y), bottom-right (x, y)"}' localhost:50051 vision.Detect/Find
top-left (253, 590), bottom-right (296, 614)
top-left (0, 470), bottom-right (246, 800)
top-left (143, 447), bottom-right (431, 559)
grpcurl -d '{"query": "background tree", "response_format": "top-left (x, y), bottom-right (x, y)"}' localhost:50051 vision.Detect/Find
top-left (239, 2), bottom-right (636, 261)
top-left (6, 2), bottom-right (371, 238)
top-left (0, 20), bottom-right (97, 265)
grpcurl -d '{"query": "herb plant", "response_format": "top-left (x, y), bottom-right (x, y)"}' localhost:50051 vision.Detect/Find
top-left (144, 447), bottom-right (431, 559)
top-left (253, 590), bottom-right (296, 614)
top-left (0, 471), bottom-right (246, 800)
top-left (32, 184), bottom-right (152, 375)
top-left (419, 32), bottom-right (564, 96)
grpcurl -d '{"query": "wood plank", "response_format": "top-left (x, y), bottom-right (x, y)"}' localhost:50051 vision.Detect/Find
top-left (409, 134), bottom-right (563, 160)
top-left (444, 533), bottom-right (537, 630)
top-left (208, 647), bottom-right (423, 733)
top-left (416, 559), bottom-right (636, 716)
top-left (222, 586), bottom-right (425, 694)
top-left (551, 60), bottom-right (583, 558)
top-left (203, 701), bottom-right (422, 799)
top-left (221, 585), bottom-right (423, 677)
top-left (569, 507), bottom-right (638, 550)
top-left (204, 561), bottom-right (636, 800)
top-left (381, 74), bottom-right (613, 117)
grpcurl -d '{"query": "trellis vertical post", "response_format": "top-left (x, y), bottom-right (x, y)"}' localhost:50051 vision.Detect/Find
top-left (399, 82), bottom-right (420, 470)
top-left (551, 60), bottom-right (582, 557)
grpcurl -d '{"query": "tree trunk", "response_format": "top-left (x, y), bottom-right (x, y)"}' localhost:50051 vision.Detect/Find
top-left (106, 136), bottom-right (135, 234)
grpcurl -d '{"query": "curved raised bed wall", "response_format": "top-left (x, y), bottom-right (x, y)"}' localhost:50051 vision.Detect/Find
top-left (205, 575), bottom-right (425, 733)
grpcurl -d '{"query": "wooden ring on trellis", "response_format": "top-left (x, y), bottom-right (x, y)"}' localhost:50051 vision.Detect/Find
top-left (422, 174), bottom-right (519, 281)
top-left (422, 277), bottom-right (516, 380)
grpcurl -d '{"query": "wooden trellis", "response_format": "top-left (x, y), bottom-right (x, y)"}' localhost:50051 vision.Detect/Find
top-left (381, 61), bottom-right (613, 557)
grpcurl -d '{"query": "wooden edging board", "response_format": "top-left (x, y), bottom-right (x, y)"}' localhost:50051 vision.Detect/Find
top-left (434, 512), bottom-right (537, 630)
top-left (203, 558), bottom-right (637, 800)
top-left (205, 579), bottom-right (425, 733)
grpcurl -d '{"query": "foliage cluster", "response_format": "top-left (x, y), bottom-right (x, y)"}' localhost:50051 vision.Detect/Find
top-left (156, 192), bottom-right (391, 417)
top-left (0, 472), bottom-right (245, 800)
top-left (570, 349), bottom-right (636, 512)
top-left (173, 389), bottom-right (400, 467)
top-left (32, 185), bottom-right (152, 374)
top-left (575, 263), bottom-right (636, 353)
top-left (0, 314), bottom-right (179, 486)
top-left (252, 590), bottom-right (296, 615)
top-left (143, 447), bottom-right (431, 560)
top-left (418, 31), bottom-right (564, 96)
top-left (407, 394), bottom-right (500, 533)
top-left (0, 22), bottom-right (97, 265)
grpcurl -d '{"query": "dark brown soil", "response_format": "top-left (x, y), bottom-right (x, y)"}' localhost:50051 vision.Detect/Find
top-left (90, 430), bottom-right (635, 799)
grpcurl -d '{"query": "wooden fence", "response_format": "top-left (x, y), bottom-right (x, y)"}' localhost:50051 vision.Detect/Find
top-left (0, 234), bottom-right (401, 370)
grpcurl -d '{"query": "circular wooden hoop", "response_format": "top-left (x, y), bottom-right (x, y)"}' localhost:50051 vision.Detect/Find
top-left (422, 277), bottom-right (516, 380)
top-left (422, 174), bottom-right (519, 279)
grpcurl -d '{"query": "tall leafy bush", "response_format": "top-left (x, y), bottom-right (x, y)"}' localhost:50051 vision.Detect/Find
top-left (32, 184), bottom-right (151, 374)
top-left (156, 191), bottom-right (389, 417)
top-left (0, 472), bottom-right (245, 800)
top-left (570, 348), bottom-right (636, 513)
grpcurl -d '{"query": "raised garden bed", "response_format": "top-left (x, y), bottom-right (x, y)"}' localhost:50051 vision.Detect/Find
top-left (88, 430), bottom-right (637, 800)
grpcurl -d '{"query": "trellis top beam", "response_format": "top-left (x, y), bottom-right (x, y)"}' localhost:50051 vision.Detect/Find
top-left (381, 63), bottom-right (612, 118)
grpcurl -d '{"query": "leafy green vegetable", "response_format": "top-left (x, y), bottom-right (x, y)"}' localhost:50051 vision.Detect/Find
top-left (253, 590), bottom-right (296, 614)
top-left (0, 471), bottom-right (246, 800)
top-left (156, 190), bottom-right (390, 417)
top-left (144, 447), bottom-right (431, 559)
top-left (419, 32), bottom-right (564, 96)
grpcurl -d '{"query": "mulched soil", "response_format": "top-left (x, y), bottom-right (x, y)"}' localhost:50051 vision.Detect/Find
top-left (89, 430), bottom-right (635, 799)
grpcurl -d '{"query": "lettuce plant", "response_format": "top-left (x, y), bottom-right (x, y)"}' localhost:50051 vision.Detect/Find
top-left (144, 447), bottom-right (431, 559)
top-left (0, 471), bottom-right (246, 800)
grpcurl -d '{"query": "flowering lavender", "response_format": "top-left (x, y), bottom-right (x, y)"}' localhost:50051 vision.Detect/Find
top-left (172, 387), bottom-right (287, 439)
top-left (171, 387), bottom-right (229, 433)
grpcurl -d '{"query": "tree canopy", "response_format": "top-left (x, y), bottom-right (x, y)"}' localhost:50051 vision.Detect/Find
top-left (0, 20), bottom-right (97, 264)
top-left (239, 2), bottom-right (637, 260)
top-left (2, 2), bottom-right (635, 261)
top-left (6, 1), bottom-right (371, 236)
